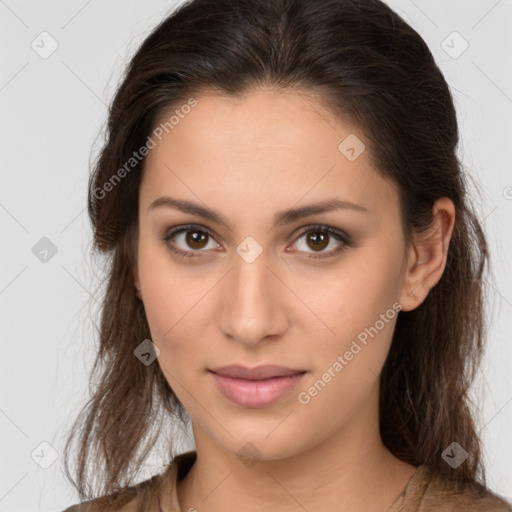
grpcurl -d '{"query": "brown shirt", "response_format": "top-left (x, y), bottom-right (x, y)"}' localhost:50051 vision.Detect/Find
top-left (64, 451), bottom-right (512, 511)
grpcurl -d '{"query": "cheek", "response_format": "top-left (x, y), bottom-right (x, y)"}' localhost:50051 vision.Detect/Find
top-left (137, 237), bottom-right (199, 355)
top-left (297, 253), bottom-right (402, 401)
top-left (305, 251), bottom-right (402, 344)
top-left (138, 229), bottom-right (199, 325)
top-left (295, 311), bottom-right (396, 431)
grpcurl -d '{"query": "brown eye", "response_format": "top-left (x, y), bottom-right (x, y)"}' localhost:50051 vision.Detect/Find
top-left (184, 230), bottom-right (209, 250)
top-left (304, 231), bottom-right (329, 252)
top-left (162, 225), bottom-right (220, 259)
top-left (292, 225), bottom-right (350, 260)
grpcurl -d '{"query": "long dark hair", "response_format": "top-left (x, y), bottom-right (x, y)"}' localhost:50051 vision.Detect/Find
top-left (62, 0), bottom-right (495, 508)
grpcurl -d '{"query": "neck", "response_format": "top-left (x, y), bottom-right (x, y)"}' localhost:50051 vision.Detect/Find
top-left (175, 402), bottom-right (417, 512)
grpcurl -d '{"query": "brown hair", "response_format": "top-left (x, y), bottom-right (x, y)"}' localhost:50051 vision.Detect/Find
top-left (62, 0), bottom-right (496, 508)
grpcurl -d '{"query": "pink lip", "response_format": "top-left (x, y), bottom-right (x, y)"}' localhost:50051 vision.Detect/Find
top-left (209, 365), bottom-right (306, 408)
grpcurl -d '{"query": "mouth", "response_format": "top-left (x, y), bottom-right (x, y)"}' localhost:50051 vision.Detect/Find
top-left (208, 365), bottom-right (307, 408)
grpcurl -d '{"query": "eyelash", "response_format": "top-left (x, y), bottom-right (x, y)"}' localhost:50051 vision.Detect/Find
top-left (161, 224), bottom-right (351, 261)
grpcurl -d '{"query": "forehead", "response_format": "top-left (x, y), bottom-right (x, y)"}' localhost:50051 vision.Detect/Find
top-left (140, 89), bottom-right (399, 221)
top-left (149, 88), bottom-right (351, 166)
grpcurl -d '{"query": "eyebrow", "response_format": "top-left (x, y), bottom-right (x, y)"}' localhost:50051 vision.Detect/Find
top-left (147, 196), bottom-right (368, 228)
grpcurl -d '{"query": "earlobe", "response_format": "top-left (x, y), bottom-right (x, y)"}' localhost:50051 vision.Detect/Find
top-left (399, 198), bottom-right (456, 312)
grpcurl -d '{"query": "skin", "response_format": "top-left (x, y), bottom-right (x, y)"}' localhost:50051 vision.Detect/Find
top-left (132, 88), bottom-right (456, 512)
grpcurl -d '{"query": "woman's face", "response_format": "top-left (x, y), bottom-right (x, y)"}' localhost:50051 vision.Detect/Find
top-left (133, 88), bottom-right (413, 460)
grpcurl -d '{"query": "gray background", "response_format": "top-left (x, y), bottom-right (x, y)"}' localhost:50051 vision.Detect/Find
top-left (1, 0), bottom-right (511, 510)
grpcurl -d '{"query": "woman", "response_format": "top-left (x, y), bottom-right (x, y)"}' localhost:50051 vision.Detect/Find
top-left (62, 0), bottom-right (512, 510)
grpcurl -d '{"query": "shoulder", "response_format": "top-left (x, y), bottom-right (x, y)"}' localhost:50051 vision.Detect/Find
top-left (417, 466), bottom-right (512, 512)
top-left (60, 473), bottom-right (163, 512)
top-left (63, 480), bottom-right (150, 512)
top-left (61, 451), bottom-right (197, 512)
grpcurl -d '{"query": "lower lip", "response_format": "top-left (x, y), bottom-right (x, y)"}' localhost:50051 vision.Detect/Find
top-left (210, 372), bottom-right (306, 408)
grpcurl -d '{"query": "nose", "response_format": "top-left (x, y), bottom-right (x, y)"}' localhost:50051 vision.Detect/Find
top-left (217, 247), bottom-right (289, 347)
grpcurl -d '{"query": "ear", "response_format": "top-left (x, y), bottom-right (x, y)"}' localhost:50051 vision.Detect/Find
top-left (399, 197), bottom-right (456, 312)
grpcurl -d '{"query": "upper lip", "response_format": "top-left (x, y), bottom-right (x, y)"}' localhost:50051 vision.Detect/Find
top-left (209, 364), bottom-right (306, 380)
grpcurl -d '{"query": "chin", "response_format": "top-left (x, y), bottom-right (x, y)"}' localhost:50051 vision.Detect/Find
top-left (209, 419), bottom-right (314, 463)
